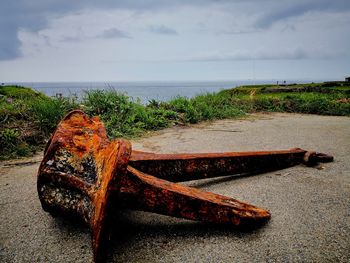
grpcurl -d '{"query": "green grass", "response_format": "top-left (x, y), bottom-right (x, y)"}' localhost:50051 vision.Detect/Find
top-left (0, 82), bottom-right (349, 160)
top-left (226, 93), bottom-right (347, 115)
top-left (82, 90), bottom-right (175, 138)
top-left (219, 82), bottom-right (350, 116)
top-left (224, 82), bottom-right (350, 95)
top-left (0, 85), bottom-right (47, 99)
top-left (0, 86), bottom-right (77, 159)
top-left (30, 96), bottom-right (78, 135)
top-left (166, 93), bottom-right (245, 124)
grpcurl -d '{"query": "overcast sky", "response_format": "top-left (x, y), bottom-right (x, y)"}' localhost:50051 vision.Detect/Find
top-left (0, 0), bottom-right (349, 82)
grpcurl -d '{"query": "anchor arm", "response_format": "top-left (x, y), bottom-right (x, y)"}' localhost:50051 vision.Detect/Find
top-left (130, 149), bottom-right (333, 182)
top-left (115, 166), bottom-right (271, 226)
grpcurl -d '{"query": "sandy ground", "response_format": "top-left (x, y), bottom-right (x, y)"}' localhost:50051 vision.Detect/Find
top-left (0, 113), bottom-right (349, 263)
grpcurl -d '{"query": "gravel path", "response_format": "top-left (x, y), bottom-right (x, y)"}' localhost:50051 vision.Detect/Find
top-left (1, 113), bottom-right (349, 262)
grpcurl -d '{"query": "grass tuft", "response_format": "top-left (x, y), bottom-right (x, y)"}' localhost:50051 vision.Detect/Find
top-left (1, 82), bottom-right (349, 160)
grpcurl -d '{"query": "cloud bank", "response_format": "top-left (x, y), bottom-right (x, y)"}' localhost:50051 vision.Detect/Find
top-left (1, 0), bottom-right (349, 60)
top-left (0, 0), bottom-right (349, 81)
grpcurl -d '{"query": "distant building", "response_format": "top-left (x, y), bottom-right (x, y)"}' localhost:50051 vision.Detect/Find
top-left (346, 76), bottom-right (350, 82)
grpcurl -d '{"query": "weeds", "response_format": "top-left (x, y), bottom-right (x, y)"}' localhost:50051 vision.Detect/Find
top-left (245, 93), bottom-right (350, 116)
top-left (0, 86), bottom-right (77, 159)
top-left (30, 96), bottom-right (78, 135)
top-left (83, 90), bottom-right (174, 138)
top-left (0, 128), bottom-right (30, 159)
top-left (0, 128), bottom-right (20, 149)
top-left (0, 83), bottom-right (349, 160)
top-left (166, 93), bottom-right (245, 124)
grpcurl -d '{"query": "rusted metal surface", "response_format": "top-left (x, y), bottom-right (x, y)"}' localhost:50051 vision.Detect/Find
top-left (37, 110), bottom-right (334, 262)
top-left (130, 149), bottom-right (332, 182)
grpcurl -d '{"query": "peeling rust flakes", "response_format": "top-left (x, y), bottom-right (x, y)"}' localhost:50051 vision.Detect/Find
top-left (37, 110), bottom-right (334, 263)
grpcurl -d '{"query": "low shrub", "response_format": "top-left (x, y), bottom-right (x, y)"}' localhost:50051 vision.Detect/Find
top-left (30, 96), bottom-right (78, 135)
top-left (0, 128), bottom-right (31, 159)
top-left (1, 83), bottom-right (349, 160)
top-left (83, 90), bottom-right (176, 138)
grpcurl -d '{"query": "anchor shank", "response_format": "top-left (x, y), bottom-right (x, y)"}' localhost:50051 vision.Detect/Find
top-left (130, 149), bottom-right (309, 182)
top-left (115, 166), bottom-right (271, 226)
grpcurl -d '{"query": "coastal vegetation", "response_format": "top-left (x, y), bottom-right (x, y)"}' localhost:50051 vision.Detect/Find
top-left (1, 82), bottom-right (349, 160)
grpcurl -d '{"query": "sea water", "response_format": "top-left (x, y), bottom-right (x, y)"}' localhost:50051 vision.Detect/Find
top-left (6, 80), bottom-right (300, 103)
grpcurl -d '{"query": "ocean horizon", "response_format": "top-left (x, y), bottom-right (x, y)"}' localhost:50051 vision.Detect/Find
top-left (5, 79), bottom-right (321, 103)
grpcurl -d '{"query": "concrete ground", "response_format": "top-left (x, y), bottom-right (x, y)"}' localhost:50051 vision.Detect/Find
top-left (0, 113), bottom-right (349, 262)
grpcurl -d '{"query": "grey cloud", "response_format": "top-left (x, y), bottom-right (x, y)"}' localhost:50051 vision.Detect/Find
top-left (254, 0), bottom-right (350, 29)
top-left (218, 29), bottom-right (262, 35)
top-left (98, 28), bottom-right (132, 39)
top-left (60, 27), bottom-right (132, 42)
top-left (178, 47), bottom-right (342, 62)
top-left (1, 0), bottom-right (349, 60)
top-left (60, 36), bottom-right (84, 42)
top-left (148, 25), bottom-right (178, 35)
top-left (0, 24), bottom-right (21, 60)
top-left (59, 27), bottom-right (85, 42)
top-left (0, 0), bottom-right (171, 60)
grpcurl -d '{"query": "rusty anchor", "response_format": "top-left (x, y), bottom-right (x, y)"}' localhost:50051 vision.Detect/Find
top-left (37, 110), bottom-right (333, 262)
